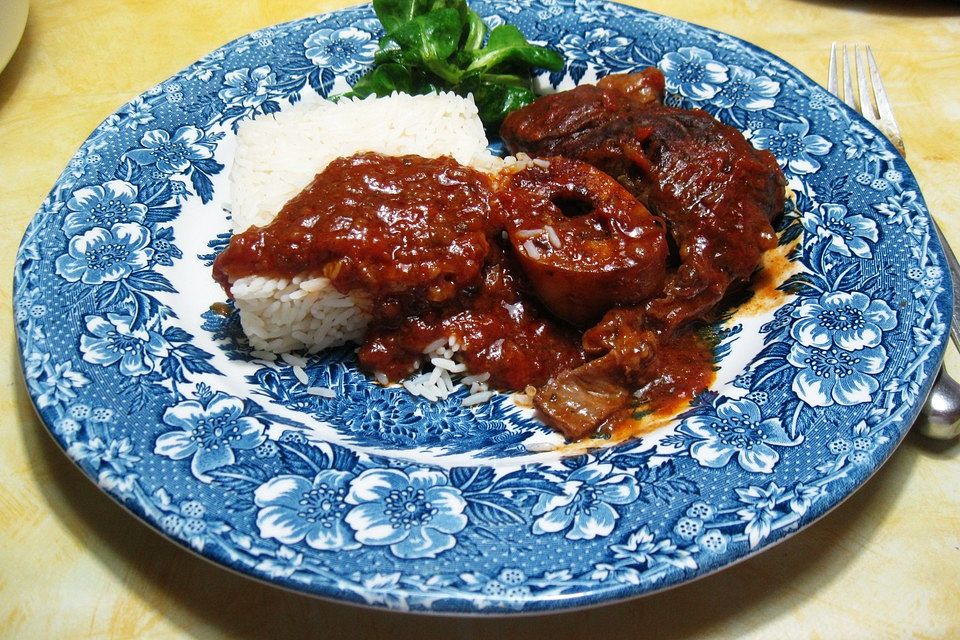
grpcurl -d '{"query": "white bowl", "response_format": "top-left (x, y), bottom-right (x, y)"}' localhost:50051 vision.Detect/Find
top-left (0, 0), bottom-right (28, 74)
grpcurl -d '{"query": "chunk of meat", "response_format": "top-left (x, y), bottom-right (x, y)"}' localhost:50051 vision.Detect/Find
top-left (544, 106), bottom-right (782, 327)
top-left (500, 84), bottom-right (633, 155)
top-left (503, 69), bottom-right (787, 437)
top-left (536, 305), bottom-right (714, 436)
top-left (534, 307), bottom-right (658, 439)
top-left (500, 67), bottom-right (665, 152)
top-left (533, 354), bottom-right (633, 440)
top-left (503, 70), bottom-right (784, 330)
top-left (596, 67), bottom-right (666, 108)
top-left (536, 307), bottom-right (658, 436)
top-left (499, 157), bottom-right (668, 327)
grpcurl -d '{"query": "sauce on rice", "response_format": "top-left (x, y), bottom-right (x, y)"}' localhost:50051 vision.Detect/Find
top-left (214, 152), bottom-right (588, 390)
top-left (213, 153), bottom-right (495, 307)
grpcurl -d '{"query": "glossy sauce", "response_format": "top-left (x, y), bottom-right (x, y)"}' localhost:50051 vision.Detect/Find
top-left (213, 151), bottom-right (725, 438)
top-left (359, 242), bottom-right (587, 389)
top-left (214, 153), bottom-right (591, 390)
top-left (213, 153), bottom-right (496, 310)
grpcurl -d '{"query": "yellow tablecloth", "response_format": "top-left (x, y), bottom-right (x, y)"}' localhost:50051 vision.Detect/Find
top-left (1, 1), bottom-right (958, 638)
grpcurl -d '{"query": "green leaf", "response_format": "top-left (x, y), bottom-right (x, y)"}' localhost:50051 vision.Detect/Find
top-left (461, 8), bottom-right (487, 51)
top-left (348, 0), bottom-right (565, 127)
top-left (373, 0), bottom-right (467, 34)
top-left (373, 41), bottom-right (404, 65)
top-left (467, 25), bottom-right (564, 73)
top-left (381, 7), bottom-right (465, 82)
top-left (345, 63), bottom-right (415, 99)
top-left (487, 23), bottom-right (527, 48)
top-left (459, 72), bottom-right (536, 128)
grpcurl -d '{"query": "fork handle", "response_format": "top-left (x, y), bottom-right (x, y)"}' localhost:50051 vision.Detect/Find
top-left (931, 219), bottom-right (960, 351)
top-left (917, 218), bottom-right (960, 439)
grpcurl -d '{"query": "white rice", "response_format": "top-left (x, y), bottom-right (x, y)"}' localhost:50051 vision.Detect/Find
top-left (544, 225), bottom-right (561, 249)
top-left (431, 357), bottom-right (466, 373)
top-left (523, 239), bottom-right (541, 260)
top-left (292, 365), bottom-right (309, 385)
top-left (374, 334), bottom-right (494, 405)
top-left (228, 91), bottom-right (501, 354)
top-left (225, 92), bottom-right (504, 404)
top-left (230, 91), bottom-right (503, 231)
top-left (231, 273), bottom-right (371, 353)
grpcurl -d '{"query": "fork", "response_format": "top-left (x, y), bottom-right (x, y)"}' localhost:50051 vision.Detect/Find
top-left (829, 43), bottom-right (960, 439)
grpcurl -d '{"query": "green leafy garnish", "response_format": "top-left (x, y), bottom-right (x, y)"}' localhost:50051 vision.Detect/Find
top-left (341, 0), bottom-right (564, 128)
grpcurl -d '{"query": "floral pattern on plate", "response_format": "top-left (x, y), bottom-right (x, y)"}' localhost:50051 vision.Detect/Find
top-left (14, 0), bottom-right (948, 613)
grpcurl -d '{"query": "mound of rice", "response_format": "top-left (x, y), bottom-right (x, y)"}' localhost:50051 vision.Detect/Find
top-left (227, 92), bottom-right (504, 355)
top-left (230, 92), bottom-right (506, 231)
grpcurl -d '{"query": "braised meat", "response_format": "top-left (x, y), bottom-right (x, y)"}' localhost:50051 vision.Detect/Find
top-left (500, 67), bottom-right (666, 152)
top-left (532, 354), bottom-right (634, 440)
top-left (596, 67), bottom-right (666, 107)
top-left (499, 156), bottom-right (668, 327)
top-left (502, 77), bottom-right (783, 328)
top-left (502, 69), bottom-right (786, 437)
top-left (506, 105), bottom-right (781, 327)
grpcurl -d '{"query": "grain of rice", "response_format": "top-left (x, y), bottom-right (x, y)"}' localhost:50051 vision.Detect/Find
top-left (470, 379), bottom-right (489, 391)
top-left (423, 337), bottom-right (448, 354)
top-left (523, 239), bottom-right (541, 260)
top-left (462, 390), bottom-right (494, 406)
top-left (281, 353), bottom-right (308, 368)
top-left (544, 225), bottom-right (561, 248)
top-left (306, 387), bottom-right (336, 398)
top-left (431, 357), bottom-right (466, 373)
top-left (513, 385), bottom-right (538, 408)
top-left (438, 372), bottom-right (455, 394)
top-left (525, 441), bottom-right (556, 452)
top-left (516, 228), bottom-right (544, 240)
top-left (293, 365), bottom-right (309, 385)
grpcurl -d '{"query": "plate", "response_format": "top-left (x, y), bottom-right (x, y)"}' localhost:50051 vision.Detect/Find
top-left (15, 0), bottom-right (949, 613)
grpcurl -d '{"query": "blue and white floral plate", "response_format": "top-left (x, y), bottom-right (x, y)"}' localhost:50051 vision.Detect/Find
top-left (15, 0), bottom-right (949, 613)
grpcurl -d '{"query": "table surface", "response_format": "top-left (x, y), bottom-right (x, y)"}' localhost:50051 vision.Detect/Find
top-left (2, 1), bottom-right (959, 638)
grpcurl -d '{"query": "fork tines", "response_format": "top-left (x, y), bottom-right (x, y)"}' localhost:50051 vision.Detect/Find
top-left (828, 42), bottom-right (904, 155)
